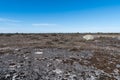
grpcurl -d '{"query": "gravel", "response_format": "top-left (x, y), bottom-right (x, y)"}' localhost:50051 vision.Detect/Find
top-left (0, 47), bottom-right (119, 80)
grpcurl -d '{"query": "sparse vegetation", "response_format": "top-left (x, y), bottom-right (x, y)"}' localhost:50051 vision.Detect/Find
top-left (0, 33), bottom-right (120, 80)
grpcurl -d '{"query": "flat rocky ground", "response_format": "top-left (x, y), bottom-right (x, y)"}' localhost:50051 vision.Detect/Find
top-left (0, 33), bottom-right (120, 80)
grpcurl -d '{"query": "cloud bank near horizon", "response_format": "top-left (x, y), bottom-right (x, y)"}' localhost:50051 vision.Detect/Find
top-left (32, 23), bottom-right (57, 26)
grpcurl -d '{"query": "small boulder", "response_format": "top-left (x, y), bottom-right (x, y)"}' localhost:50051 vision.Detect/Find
top-left (83, 35), bottom-right (94, 40)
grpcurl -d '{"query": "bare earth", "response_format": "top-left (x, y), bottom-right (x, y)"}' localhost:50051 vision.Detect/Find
top-left (0, 33), bottom-right (120, 80)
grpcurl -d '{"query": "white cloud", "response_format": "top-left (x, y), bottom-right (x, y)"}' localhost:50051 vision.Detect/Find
top-left (32, 23), bottom-right (57, 26)
top-left (0, 18), bottom-right (21, 23)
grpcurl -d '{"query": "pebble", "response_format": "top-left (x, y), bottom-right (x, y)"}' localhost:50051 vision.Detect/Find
top-left (56, 59), bottom-right (62, 63)
top-left (5, 74), bottom-right (10, 78)
top-left (69, 74), bottom-right (77, 79)
top-left (113, 69), bottom-right (119, 75)
top-left (116, 64), bottom-right (120, 68)
top-left (15, 48), bottom-right (19, 51)
top-left (90, 76), bottom-right (96, 80)
top-left (25, 57), bottom-right (29, 59)
top-left (53, 69), bottom-right (63, 74)
top-left (12, 74), bottom-right (17, 80)
top-left (9, 63), bottom-right (16, 70)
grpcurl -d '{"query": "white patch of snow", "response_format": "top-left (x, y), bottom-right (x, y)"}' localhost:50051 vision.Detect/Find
top-left (34, 52), bottom-right (43, 55)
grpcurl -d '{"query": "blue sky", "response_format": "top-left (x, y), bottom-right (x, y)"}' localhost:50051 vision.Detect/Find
top-left (0, 0), bottom-right (120, 33)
